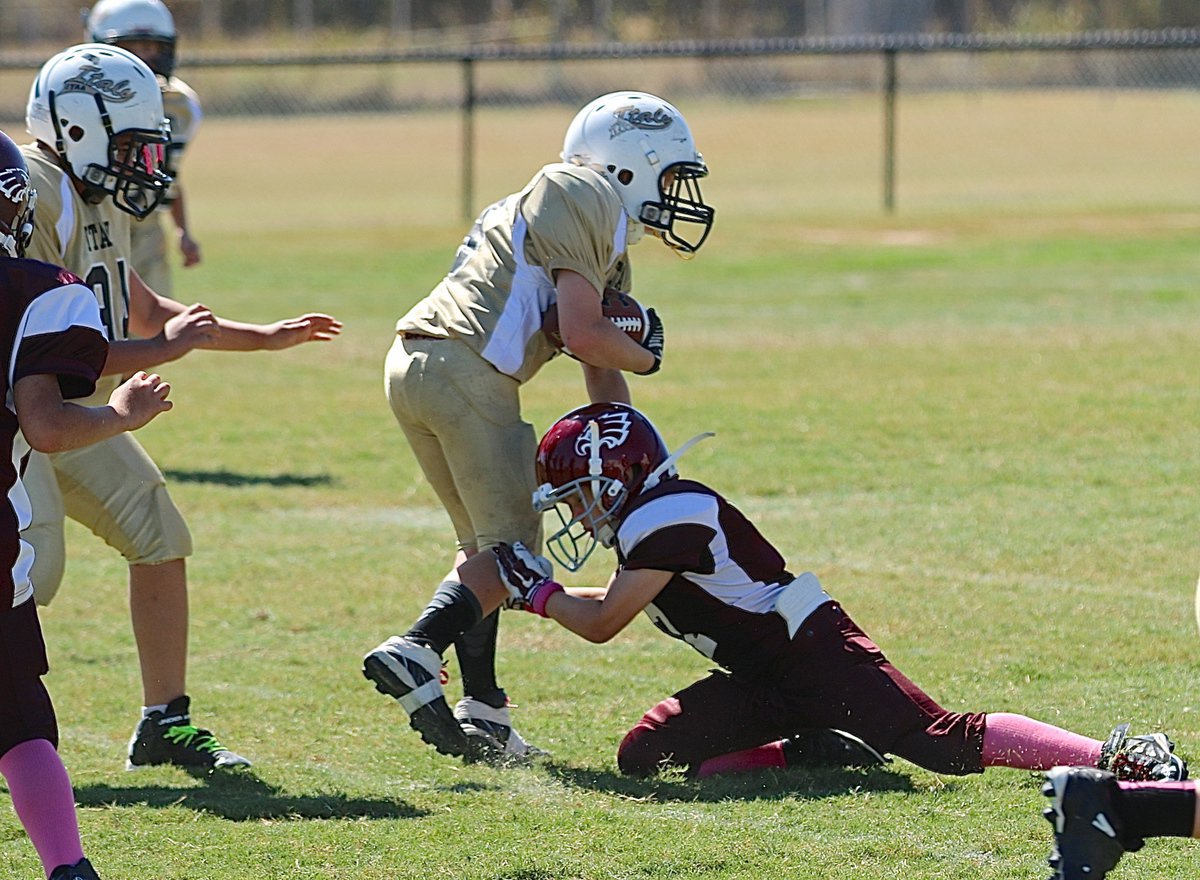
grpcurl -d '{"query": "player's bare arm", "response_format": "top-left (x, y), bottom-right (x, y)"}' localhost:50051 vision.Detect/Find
top-left (14, 371), bottom-right (172, 454)
top-left (170, 186), bottom-right (202, 267)
top-left (209, 312), bottom-right (343, 351)
top-left (581, 363), bottom-right (631, 405)
top-left (556, 270), bottom-right (657, 374)
top-left (493, 542), bottom-right (671, 643)
top-left (94, 268), bottom-right (217, 376)
top-left (115, 268), bottom-right (340, 367)
top-left (542, 567), bottom-right (671, 643)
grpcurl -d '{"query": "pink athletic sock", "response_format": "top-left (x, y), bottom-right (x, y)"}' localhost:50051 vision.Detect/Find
top-left (696, 741), bottom-right (787, 779)
top-left (0, 739), bottom-right (85, 877)
top-left (981, 712), bottom-right (1103, 770)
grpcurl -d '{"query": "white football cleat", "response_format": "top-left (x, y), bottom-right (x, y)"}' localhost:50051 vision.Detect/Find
top-left (363, 636), bottom-right (473, 758)
top-left (454, 697), bottom-right (549, 765)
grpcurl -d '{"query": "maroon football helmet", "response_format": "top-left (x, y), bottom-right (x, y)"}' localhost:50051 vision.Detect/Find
top-left (533, 402), bottom-right (672, 571)
top-left (0, 130), bottom-right (36, 259)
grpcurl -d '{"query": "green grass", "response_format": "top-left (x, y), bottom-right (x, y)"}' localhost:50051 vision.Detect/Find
top-left (3, 95), bottom-right (1200, 878)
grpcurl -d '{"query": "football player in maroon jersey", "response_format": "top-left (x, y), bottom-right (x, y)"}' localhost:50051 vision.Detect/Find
top-left (470, 402), bottom-right (1183, 783)
top-left (0, 128), bottom-right (173, 880)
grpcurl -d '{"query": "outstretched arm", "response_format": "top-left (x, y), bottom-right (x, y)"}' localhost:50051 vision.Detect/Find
top-left (205, 312), bottom-right (343, 351)
top-left (103, 268), bottom-right (219, 375)
top-left (541, 567), bottom-right (671, 643)
top-left (14, 371), bottom-right (172, 453)
top-left (103, 269), bottom-right (341, 375)
top-left (493, 542), bottom-right (671, 643)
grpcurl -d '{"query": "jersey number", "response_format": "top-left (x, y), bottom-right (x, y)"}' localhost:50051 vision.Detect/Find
top-left (85, 259), bottom-right (130, 340)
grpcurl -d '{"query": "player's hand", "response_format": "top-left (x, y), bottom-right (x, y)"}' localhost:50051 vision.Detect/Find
top-left (162, 302), bottom-right (220, 358)
top-left (178, 230), bottom-right (202, 267)
top-left (635, 307), bottom-right (664, 375)
top-left (493, 542), bottom-right (562, 617)
top-left (260, 313), bottom-right (343, 350)
top-left (109, 371), bottom-right (173, 430)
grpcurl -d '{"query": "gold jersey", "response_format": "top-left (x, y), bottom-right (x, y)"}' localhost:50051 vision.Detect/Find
top-left (397, 163), bottom-right (633, 383)
top-left (22, 145), bottom-right (131, 405)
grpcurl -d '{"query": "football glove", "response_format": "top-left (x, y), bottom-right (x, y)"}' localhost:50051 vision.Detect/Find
top-left (635, 307), bottom-right (664, 375)
top-left (493, 542), bottom-right (563, 617)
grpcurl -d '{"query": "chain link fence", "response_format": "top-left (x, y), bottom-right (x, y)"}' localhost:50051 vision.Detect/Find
top-left (1, 30), bottom-right (1197, 214)
top-left (2, 31), bottom-right (1196, 115)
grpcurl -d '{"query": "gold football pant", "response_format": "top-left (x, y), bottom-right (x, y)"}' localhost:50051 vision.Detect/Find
top-left (23, 435), bottom-right (193, 605)
top-left (385, 333), bottom-right (541, 553)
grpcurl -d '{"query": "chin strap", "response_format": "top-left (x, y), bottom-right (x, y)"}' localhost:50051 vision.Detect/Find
top-left (642, 431), bottom-right (715, 492)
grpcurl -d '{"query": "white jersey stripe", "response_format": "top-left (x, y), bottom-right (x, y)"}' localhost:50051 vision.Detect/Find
top-left (620, 490), bottom-right (787, 614)
top-left (21, 283), bottom-right (107, 339)
top-left (480, 212), bottom-right (556, 377)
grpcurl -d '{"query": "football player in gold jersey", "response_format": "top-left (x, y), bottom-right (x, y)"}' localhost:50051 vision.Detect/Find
top-left (22, 43), bottom-right (341, 772)
top-left (86, 0), bottom-right (201, 296)
top-left (364, 91), bottom-right (715, 762)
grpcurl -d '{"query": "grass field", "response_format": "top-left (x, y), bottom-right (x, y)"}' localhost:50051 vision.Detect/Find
top-left (3, 93), bottom-right (1200, 879)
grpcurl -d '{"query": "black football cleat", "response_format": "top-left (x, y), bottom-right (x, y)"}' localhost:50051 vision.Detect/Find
top-left (126, 695), bottom-right (251, 772)
top-left (49, 858), bottom-right (101, 880)
top-left (1098, 723), bottom-right (1187, 781)
top-left (1042, 766), bottom-right (1144, 880)
top-left (782, 728), bottom-right (890, 768)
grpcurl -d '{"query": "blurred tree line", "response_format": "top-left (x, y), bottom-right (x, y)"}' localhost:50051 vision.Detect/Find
top-left (2, 0), bottom-right (1196, 48)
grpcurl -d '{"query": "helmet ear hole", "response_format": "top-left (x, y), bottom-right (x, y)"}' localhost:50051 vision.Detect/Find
top-left (616, 168), bottom-right (634, 185)
top-left (67, 125), bottom-right (85, 142)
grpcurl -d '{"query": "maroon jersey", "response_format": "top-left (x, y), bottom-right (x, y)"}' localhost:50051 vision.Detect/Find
top-left (616, 478), bottom-right (828, 678)
top-left (0, 258), bottom-right (108, 609)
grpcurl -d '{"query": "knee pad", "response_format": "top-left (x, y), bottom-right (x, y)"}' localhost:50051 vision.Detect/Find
top-left (27, 524), bottom-right (66, 607)
top-left (111, 484), bottom-right (193, 566)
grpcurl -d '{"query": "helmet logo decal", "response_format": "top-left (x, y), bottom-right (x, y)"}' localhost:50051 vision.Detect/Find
top-left (60, 63), bottom-right (135, 103)
top-left (608, 105), bottom-right (674, 139)
top-left (0, 167), bottom-right (31, 205)
top-left (574, 411), bottom-right (631, 457)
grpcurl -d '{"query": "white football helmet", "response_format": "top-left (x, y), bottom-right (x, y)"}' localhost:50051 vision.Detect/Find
top-left (86, 0), bottom-right (177, 77)
top-left (26, 43), bottom-right (171, 219)
top-left (562, 91), bottom-right (715, 256)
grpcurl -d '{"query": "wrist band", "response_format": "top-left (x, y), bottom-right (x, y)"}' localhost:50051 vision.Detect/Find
top-left (528, 580), bottom-right (565, 617)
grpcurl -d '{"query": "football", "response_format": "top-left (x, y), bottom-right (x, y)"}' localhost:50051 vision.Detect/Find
top-left (542, 288), bottom-right (649, 352)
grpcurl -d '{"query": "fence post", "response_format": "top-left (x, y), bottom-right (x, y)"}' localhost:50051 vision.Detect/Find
top-left (462, 55), bottom-right (476, 221)
top-left (883, 47), bottom-right (897, 214)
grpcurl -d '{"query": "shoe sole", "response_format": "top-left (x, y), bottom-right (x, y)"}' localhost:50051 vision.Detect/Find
top-left (125, 756), bottom-right (251, 773)
top-left (362, 653), bottom-right (474, 759)
top-left (459, 724), bottom-right (528, 766)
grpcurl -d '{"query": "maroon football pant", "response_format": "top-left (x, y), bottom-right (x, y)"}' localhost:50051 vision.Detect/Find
top-left (0, 599), bottom-right (58, 758)
top-left (617, 602), bottom-right (986, 776)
